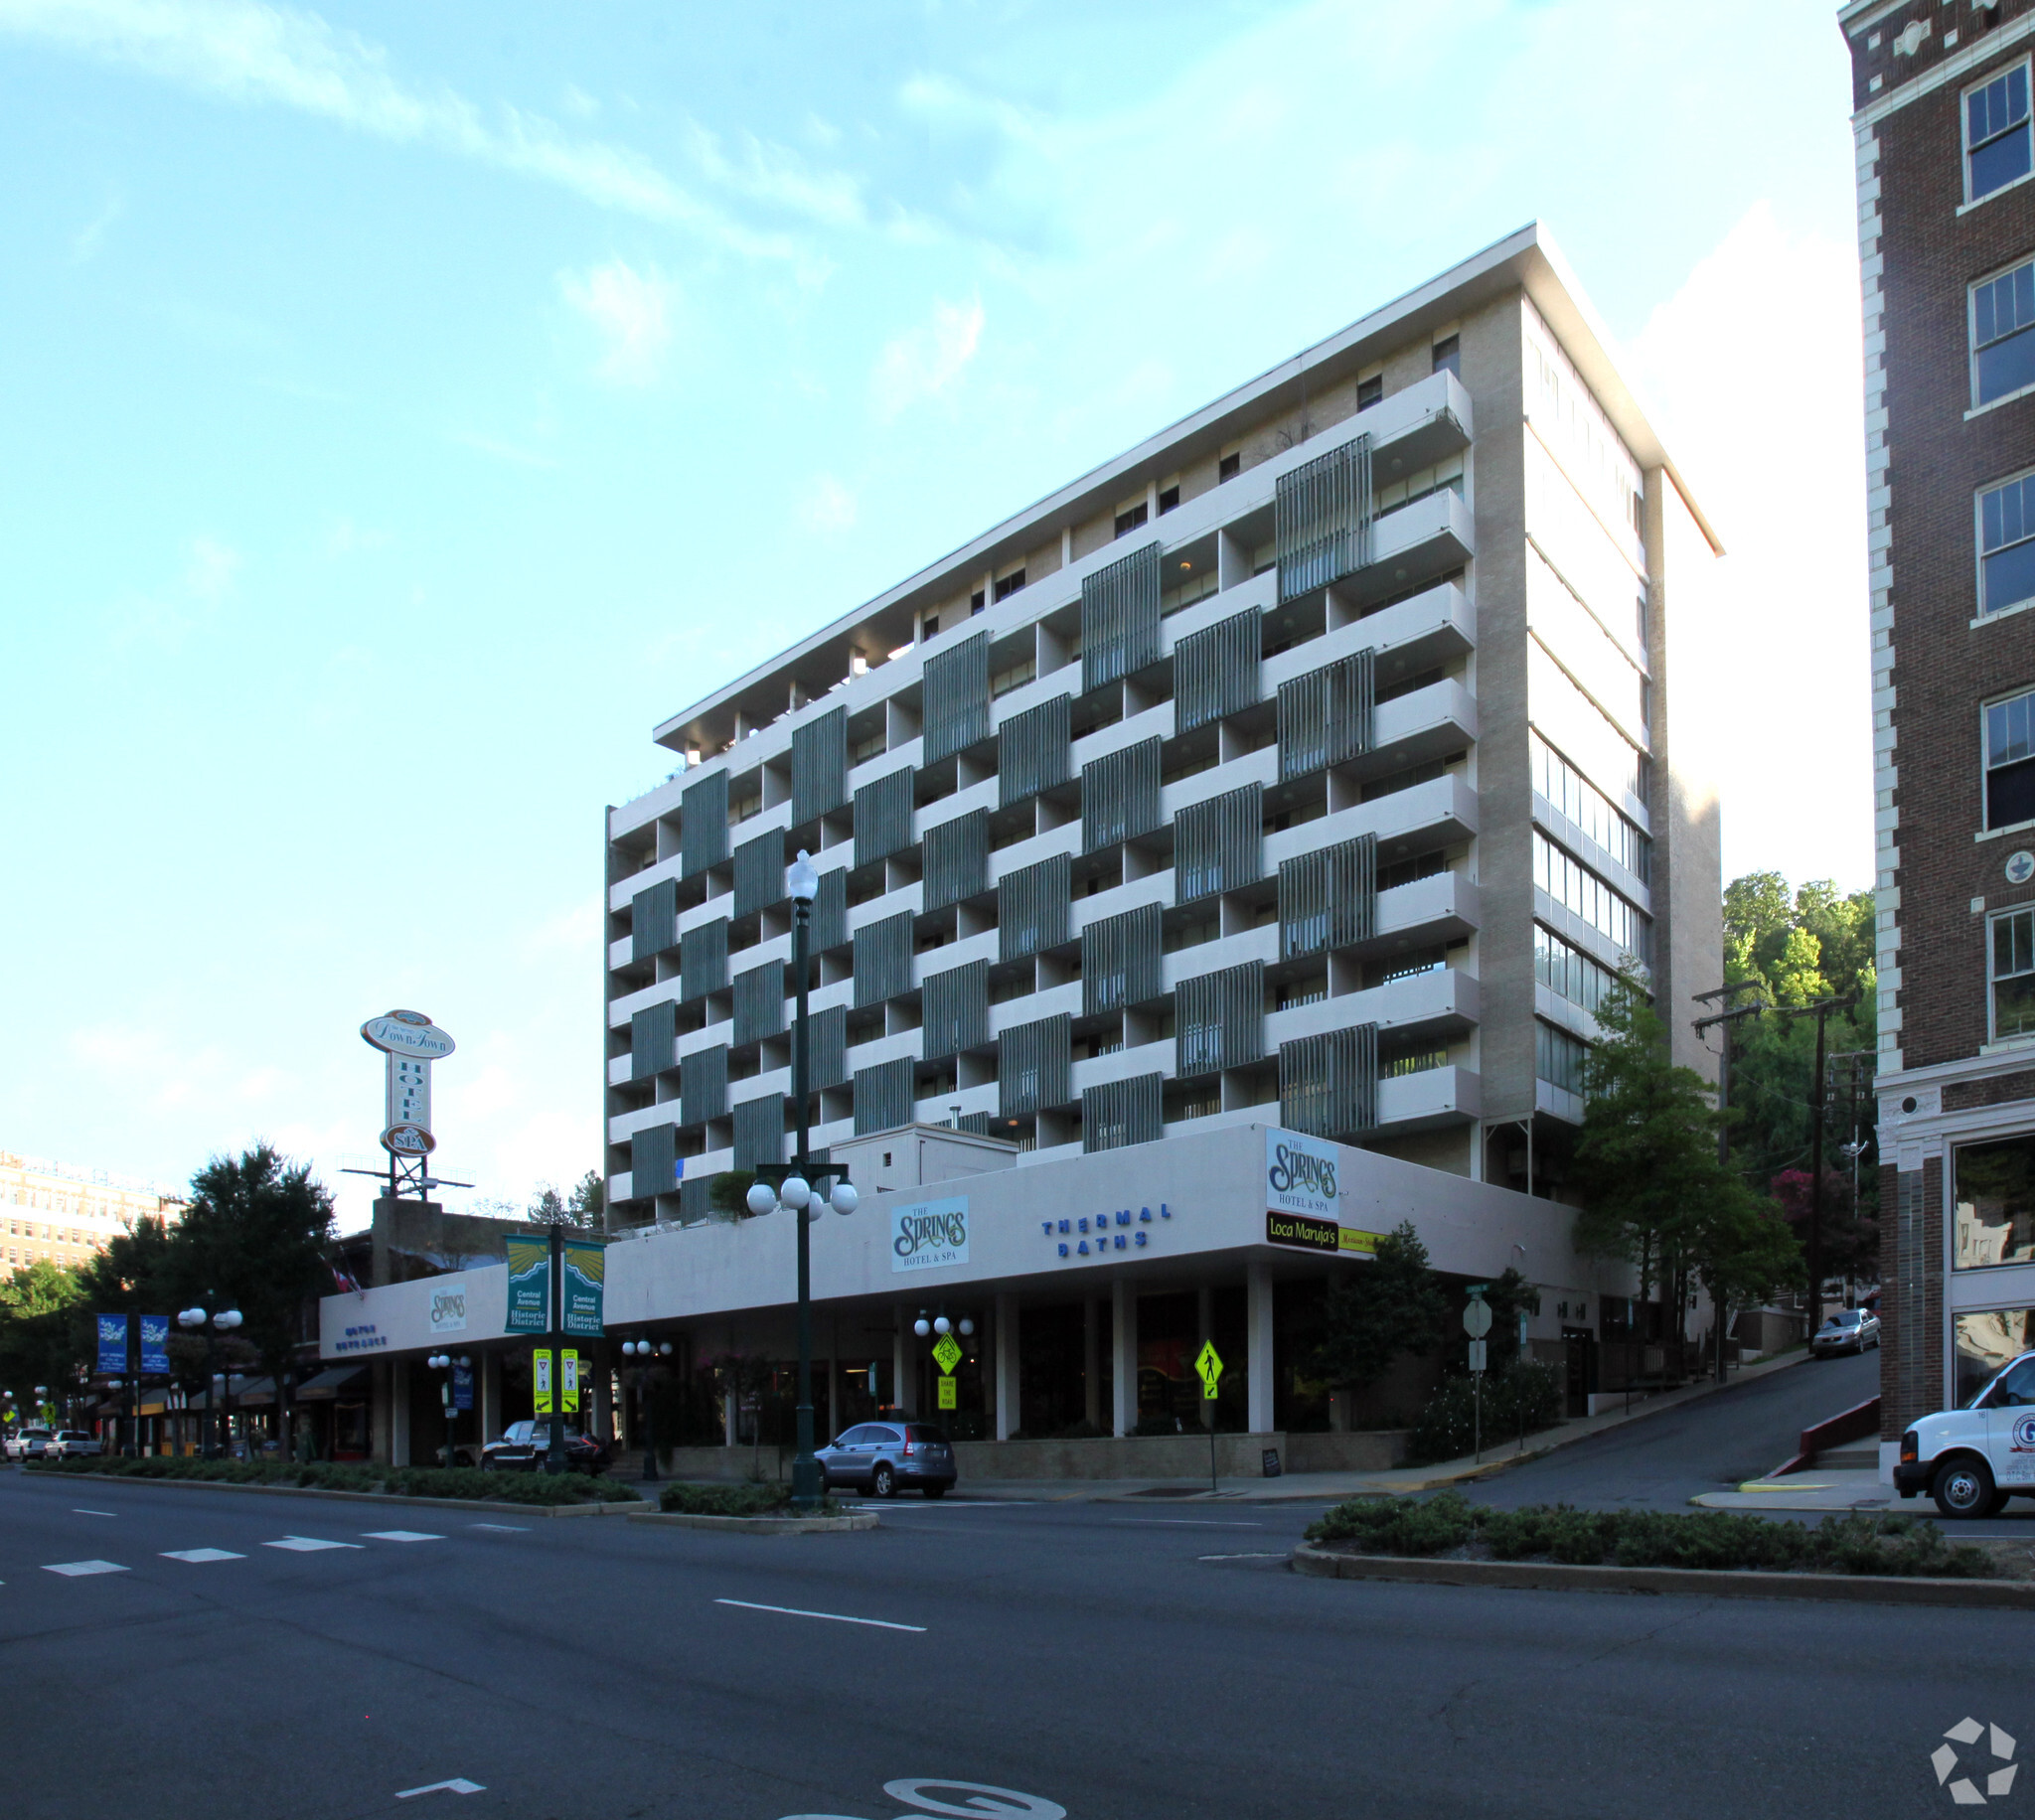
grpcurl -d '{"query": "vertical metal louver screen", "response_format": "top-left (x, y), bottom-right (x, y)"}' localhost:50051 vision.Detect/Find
top-left (1279, 1025), bottom-right (1378, 1138)
top-left (1278, 834), bottom-right (1377, 960)
top-left (1081, 1074), bottom-right (1163, 1153)
top-left (999, 692), bottom-right (1072, 809)
top-left (1276, 433), bottom-right (1372, 602)
top-left (630, 999), bottom-right (677, 1083)
top-left (1277, 650), bottom-right (1374, 781)
top-left (1174, 609), bottom-right (1263, 733)
top-left (853, 910), bottom-right (915, 1008)
top-left (732, 826), bottom-right (786, 920)
top-left (999, 1013), bottom-right (1071, 1118)
top-left (811, 865), bottom-right (848, 952)
top-left (732, 961), bottom-right (786, 1045)
top-left (680, 768), bottom-right (729, 879)
top-left (681, 1043), bottom-right (728, 1127)
top-left (922, 961), bottom-right (989, 1061)
top-left (680, 918), bottom-right (729, 1002)
top-left (1082, 901), bottom-right (1163, 1016)
top-left (731, 1093), bottom-right (786, 1170)
top-left (1081, 541), bottom-right (1163, 694)
top-left (631, 879), bottom-right (678, 965)
top-left (810, 1004), bottom-right (849, 1092)
top-left (792, 706), bottom-right (849, 826)
top-left (1175, 962), bottom-right (1264, 1076)
top-left (679, 1175), bottom-right (710, 1222)
top-left (998, 852), bottom-right (1072, 963)
top-left (923, 632), bottom-right (992, 765)
top-left (854, 767), bottom-right (916, 870)
top-left (1081, 736), bottom-right (1163, 853)
top-left (630, 1122), bottom-right (678, 1200)
top-left (1174, 783), bottom-right (1264, 904)
top-left (854, 1057), bottom-right (916, 1136)
top-left (923, 811), bottom-right (989, 913)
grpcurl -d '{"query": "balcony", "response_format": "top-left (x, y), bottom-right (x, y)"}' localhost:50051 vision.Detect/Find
top-left (1378, 1064), bottom-right (1482, 1131)
top-left (1266, 966), bottom-right (1479, 1053)
top-left (1338, 488), bottom-right (1476, 610)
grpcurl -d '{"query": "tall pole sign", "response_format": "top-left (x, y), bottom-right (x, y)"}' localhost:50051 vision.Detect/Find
top-left (360, 1009), bottom-right (456, 1198)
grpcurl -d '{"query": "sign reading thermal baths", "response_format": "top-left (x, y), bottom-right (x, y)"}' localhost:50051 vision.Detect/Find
top-left (891, 1197), bottom-right (968, 1273)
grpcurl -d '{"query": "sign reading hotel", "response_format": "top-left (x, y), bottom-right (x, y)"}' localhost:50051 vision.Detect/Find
top-left (1264, 1128), bottom-right (1381, 1259)
top-left (891, 1196), bottom-right (969, 1274)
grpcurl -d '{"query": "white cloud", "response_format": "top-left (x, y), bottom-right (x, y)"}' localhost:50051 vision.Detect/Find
top-left (108, 533), bottom-right (241, 651)
top-left (184, 534), bottom-right (241, 604)
top-left (70, 190), bottom-right (122, 261)
top-left (444, 427), bottom-right (559, 470)
top-left (1624, 203), bottom-right (1873, 890)
top-left (680, 116), bottom-right (866, 230)
top-left (323, 516), bottom-right (391, 559)
top-left (559, 81), bottom-right (598, 120)
top-left (558, 256), bottom-right (679, 385)
top-left (870, 296), bottom-right (984, 421)
top-left (798, 474), bottom-right (858, 533)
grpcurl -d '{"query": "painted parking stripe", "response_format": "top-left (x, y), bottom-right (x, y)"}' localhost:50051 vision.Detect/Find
top-left (1198, 1552), bottom-right (1290, 1561)
top-left (162, 1549), bottom-right (245, 1563)
top-left (72, 1508), bottom-right (116, 1517)
top-left (363, 1531), bottom-right (445, 1543)
top-left (714, 1597), bottom-right (925, 1633)
top-left (264, 1536), bottom-right (364, 1552)
top-left (43, 1560), bottom-right (127, 1577)
top-left (1109, 1519), bottom-right (1263, 1528)
top-left (468, 1523), bottom-right (528, 1533)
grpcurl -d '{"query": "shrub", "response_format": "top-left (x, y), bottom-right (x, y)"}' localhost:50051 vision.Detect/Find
top-left (1308, 1490), bottom-right (1479, 1556)
top-left (1408, 1361), bottom-right (1564, 1463)
top-left (657, 1480), bottom-right (840, 1517)
top-left (27, 1452), bottom-right (633, 1504)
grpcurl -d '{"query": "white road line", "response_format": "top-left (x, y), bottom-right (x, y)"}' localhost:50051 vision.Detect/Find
top-left (1109, 1519), bottom-right (1264, 1528)
top-left (854, 1500), bottom-right (1035, 1509)
top-left (468, 1523), bottom-right (529, 1533)
top-left (162, 1549), bottom-right (245, 1563)
top-left (43, 1560), bottom-right (127, 1577)
top-left (264, 1536), bottom-right (364, 1552)
top-left (1198, 1552), bottom-right (1289, 1561)
top-left (394, 1777), bottom-right (486, 1798)
top-left (363, 1531), bottom-right (445, 1543)
top-left (713, 1596), bottom-right (926, 1633)
top-left (71, 1509), bottom-right (116, 1517)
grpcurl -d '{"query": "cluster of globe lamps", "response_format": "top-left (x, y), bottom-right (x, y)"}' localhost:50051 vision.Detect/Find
top-left (743, 1173), bottom-right (860, 1219)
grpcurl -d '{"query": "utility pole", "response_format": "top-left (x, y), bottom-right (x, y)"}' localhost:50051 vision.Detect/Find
top-left (1780, 994), bottom-right (1858, 1347)
top-left (1693, 984), bottom-right (1768, 1382)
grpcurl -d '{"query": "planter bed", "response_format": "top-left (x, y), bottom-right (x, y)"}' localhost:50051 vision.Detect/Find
top-left (26, 1456), bottom-right (644, 1514)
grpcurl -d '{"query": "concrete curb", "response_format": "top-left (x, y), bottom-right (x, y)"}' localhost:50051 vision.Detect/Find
top-left (1288, 1541), bottom-right (2035, 1608)
top-left (24, 1469), bottom-right (654, 1519)
top-left (628, 1510), bottom-right (878, 1535)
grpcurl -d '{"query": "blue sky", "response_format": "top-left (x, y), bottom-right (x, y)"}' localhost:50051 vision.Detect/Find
top-left (0, 0), bottom-right (1870, 1227)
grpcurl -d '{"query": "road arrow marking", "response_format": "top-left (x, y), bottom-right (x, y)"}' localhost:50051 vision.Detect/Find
top-left (394, 1778), bottom-right (485, 1798)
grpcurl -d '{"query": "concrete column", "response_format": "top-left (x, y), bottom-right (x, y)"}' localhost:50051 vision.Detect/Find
top-left (995, 1294), bottom-right (1018, 1441)
top-left (1111, 1279), bottom-right (1138, 1437)
top-left (894, 1311), bottom-right (918, 1417)
top-left (390, 1359), bottom-right (411, 1466)
top-left (481, 1349), bottom-right (503, 1442)
top-left (1247, 1265), bottom-right (1275, 1434)
top-left (371, 1361), bottom-right (393, 1465)
top-left (723, 1369), bottom-right (739, 1447)
top-left (1082, 1298), bottom-right (1101, 1430)
top-left (826, 1313), bottom-right (840, 1444)
top-left (1197, 1286), bottom-right (1215, 1432)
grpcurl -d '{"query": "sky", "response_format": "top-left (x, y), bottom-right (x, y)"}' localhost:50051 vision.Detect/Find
top-left (0, 0), bottom-right (1872, 1230)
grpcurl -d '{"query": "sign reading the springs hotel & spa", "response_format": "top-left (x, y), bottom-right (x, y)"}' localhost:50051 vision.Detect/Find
top-left (891, 1196), bottom-right (969, 1274)
top-left (1265, 1128), bottom-right (1381, 1259)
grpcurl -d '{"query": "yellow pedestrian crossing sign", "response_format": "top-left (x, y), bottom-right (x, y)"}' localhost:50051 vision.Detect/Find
top-left (932, 1332), bottom-right (962, 1375)
top-left (1194, 1341), bottom-right (1223, 1399)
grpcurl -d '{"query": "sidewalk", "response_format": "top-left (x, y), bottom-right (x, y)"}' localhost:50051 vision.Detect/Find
top-left (948, 1352), bottom-right (1813, 1504)
top-left (1692, 1471), bottom-right (1896, 1514)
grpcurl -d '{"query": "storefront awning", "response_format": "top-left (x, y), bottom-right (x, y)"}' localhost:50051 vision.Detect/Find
top-left (294, 1366), bottom-right (369, 1401)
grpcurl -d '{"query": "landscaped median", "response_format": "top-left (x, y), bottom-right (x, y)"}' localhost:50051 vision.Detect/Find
top-left (1289, 1492), bottom-right (2035, 1608)
top-left (627, 1481), bottom-right (876, 1535)
top-left (24, 1454), bottom-right (650, 1516)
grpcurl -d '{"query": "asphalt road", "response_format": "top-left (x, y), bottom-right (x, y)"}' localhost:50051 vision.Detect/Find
top-left (2, 1457), bottom-right (2028, 1820)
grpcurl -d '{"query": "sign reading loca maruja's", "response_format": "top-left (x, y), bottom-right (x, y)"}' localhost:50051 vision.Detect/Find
top-left (361, 1008), bottom-right (455, 1155)
top-left (1264, 1128), bottom-right (1383, 1259)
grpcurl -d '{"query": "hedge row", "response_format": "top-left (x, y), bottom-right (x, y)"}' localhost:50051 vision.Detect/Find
top-left (1307, 1492), bottom-right (1998, 1579)
top-left (657, 1480), bottom-right (844, 1517)
top-left (27, 1453), bottom-right (636, 1506)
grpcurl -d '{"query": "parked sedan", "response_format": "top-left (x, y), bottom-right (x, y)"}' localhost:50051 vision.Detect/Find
top-left (4, 1427), bottom-right (54, 1461)
top-left (43, 1431), bottom-right (102, 1459)
top-left (816, 1422), bottom-right (957, 1498)
top-left (480, 1420), bottom-right (610, 1474)
top-left (1811, 1308), bottom-right (1881, 1356)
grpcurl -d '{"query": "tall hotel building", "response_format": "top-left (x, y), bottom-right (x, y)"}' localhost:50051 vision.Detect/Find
top-left (580, 226), bottom-right (1722, 1439)
top-left (1842, 1), bottom-right (2035, 1457)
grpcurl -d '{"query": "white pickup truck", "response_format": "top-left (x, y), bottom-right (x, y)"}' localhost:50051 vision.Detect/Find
top-left (1895, 1351), bottom-right (2035, 1517)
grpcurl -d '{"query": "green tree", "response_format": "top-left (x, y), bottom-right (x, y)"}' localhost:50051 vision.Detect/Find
top-left (1479, 1267), bottom-right (1543, 1374)
top-left (567, 1171), bottom-right (605, 1228)
top-left (1305, 1222), bottom-right (1449, 1394)
top-left (0, 1262), bottom-right (87, 1420)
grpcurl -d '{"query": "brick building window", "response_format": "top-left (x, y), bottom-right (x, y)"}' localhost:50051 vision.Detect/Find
top-left (1966, 62), bottom-right (2032, 203)
top-left (1972, 259), bottom-right (2035, 406)
top-left (1955, 1308), bottom-right (2035, 1407)
top-left (1986, 688), bottom-right (2035, 829)
top-left (1992, 905), bottom-right (2035, 1041)
top-left (1955, 1134), bottom-right (2035, 1271)
top-left (1978, 475), bottom-right (2035, 617)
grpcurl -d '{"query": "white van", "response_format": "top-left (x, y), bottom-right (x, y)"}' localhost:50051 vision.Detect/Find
top-left (1895, 1351), bottom-right (2035, 1517)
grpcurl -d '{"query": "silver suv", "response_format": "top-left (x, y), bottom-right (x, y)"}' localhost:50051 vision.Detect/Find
top-left (816, 1423), bottom-right (957, 1499)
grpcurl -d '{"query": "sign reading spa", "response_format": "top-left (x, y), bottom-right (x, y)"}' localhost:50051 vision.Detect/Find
top-left (891, 1196), bottom-right (969, 1274)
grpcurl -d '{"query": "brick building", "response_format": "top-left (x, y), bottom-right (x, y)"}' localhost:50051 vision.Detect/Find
top-left (1842, 0), bottom-right (2035, 1461)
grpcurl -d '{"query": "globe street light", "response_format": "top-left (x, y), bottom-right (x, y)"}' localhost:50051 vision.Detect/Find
top-left (621, 1339), bottom-right (672, 1483)
top-left (178, 1304), bottom-right (241, 1458)
top-left (426, 1353), bottom-right (469, 1468)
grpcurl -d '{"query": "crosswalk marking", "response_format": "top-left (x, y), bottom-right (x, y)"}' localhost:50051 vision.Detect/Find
top-left (43, 1560), bottom-right (127, 1577)
top-left (362, 1531), bottom-right (445, 1543)
top-left (162, 1549), bottom-right (245, 1563)
top-left (264, 1536), bottom-right (364, 1552)
top-left (468, 1523), bottom-right (528, 1532)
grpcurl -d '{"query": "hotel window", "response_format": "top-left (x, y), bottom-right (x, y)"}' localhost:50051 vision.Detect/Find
top-left (1972, 259), bottom-right (2035, 406)
top-left (1431, 335), bottom-right (1461, 379)
top-left (1114, 501), bottom-right (1148, 537)
top-left (1966, 62), bottom-right (2032, 203)
top-left (1979, 475), bottom-right (2035, 617)
top-left (1158, 484), bottom-right (1179, 516)
top-left (1533, 830), bottom-right (1650, 963)
top-left (1356, 375), bottom-right (1383, 411)
top-left (1218, 450), bottom-right (1241, 483)
top-left (1535, 1018), bottom-right (1590, 1097)
top-left (993, 568), bottom-right (1026, 602)
top-left (1987, 687), bottom-right (2035, 829)
top-left (1993, 905), bottom-right (2035, 1042)
top-left (1955, 1133), bottom-right (2035, 1271)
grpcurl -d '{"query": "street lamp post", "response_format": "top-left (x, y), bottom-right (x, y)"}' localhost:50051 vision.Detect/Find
top-left (744, 847), bottom-right (861, 1512)
top-left (177, 1303), bottom-right (242, 1458)
top-left (426, 1353), bottom-right (468, 1467)
top-left (622, 1339), bottom-right (671, 1483)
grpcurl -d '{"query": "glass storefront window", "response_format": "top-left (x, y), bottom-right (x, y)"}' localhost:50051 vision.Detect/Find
top-left (1955, 1307), bottom-right (2035, 1407)
top-left (1955, 1133), bottom-right (2035, 1268)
